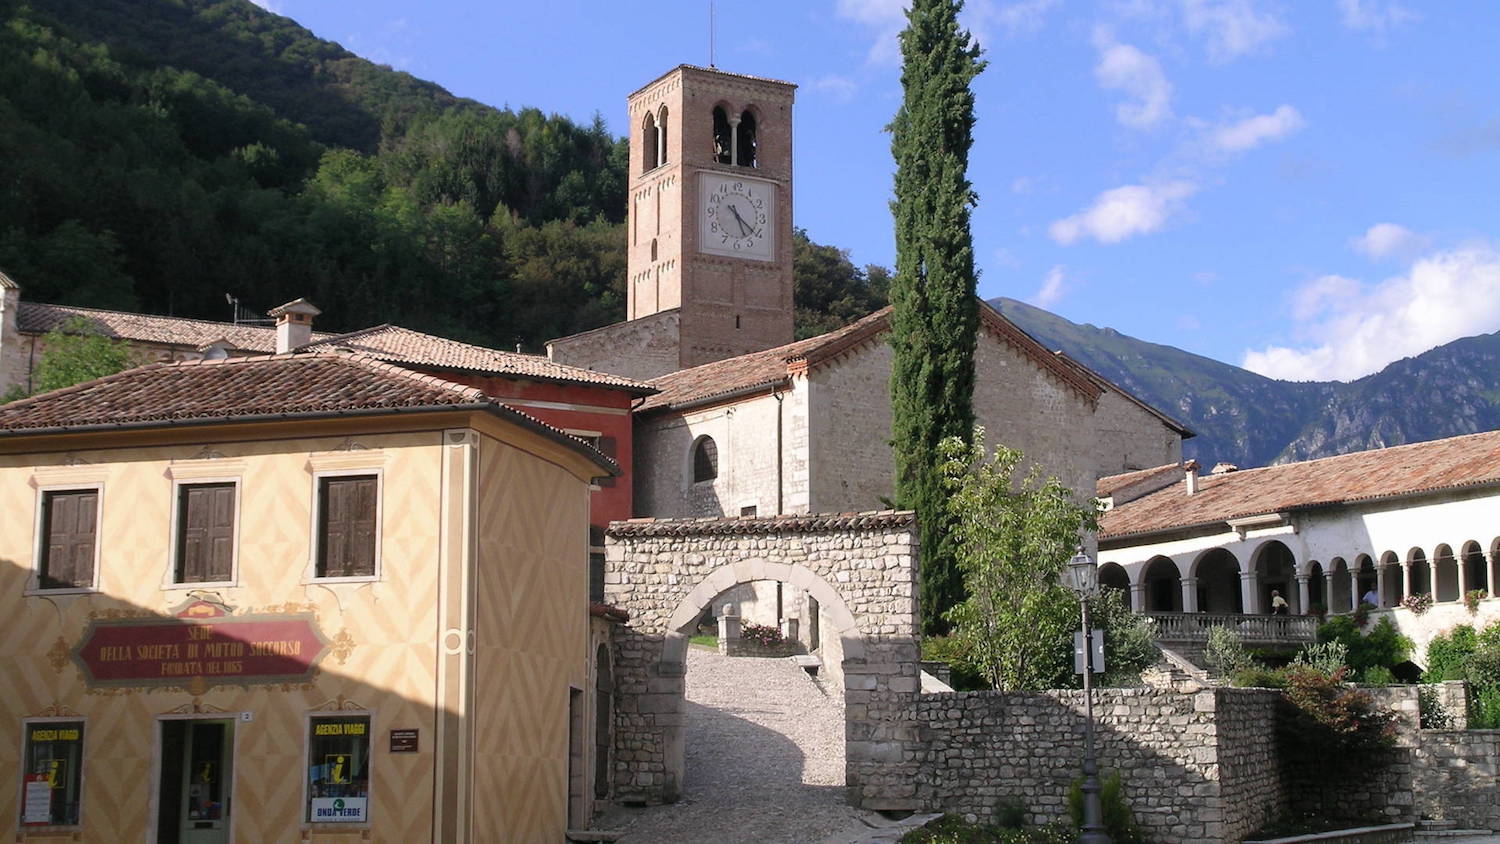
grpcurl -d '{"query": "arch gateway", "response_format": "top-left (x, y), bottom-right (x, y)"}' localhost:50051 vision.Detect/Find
top-left (602, 511), bottom-right (923, 808)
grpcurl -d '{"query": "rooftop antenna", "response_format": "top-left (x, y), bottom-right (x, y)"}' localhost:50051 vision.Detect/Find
top-left (709, 0), bottom-right (716, 68)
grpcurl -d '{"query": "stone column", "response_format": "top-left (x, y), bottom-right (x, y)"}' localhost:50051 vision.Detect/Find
top-left (1491, 552), bottom-right (1499, 599)
top-left (1378, 565), bottom-right (1390, 608)
top-left (1348, 568), bottom-right (1360, 612)
top-left (1180, 577), bottom-right (1199, 613)
top-left (717, 603), bottom-right (740, 655)
top-left (1240, 570), bottom-right (1261, 614)
top-left (1296, 574), bottom-right (1311, 615)
top-left (1402, 561), bottom-right (1413, 601)
top-left (1457, 553), bottom-right (1470, 601)
top-left (1324, 571), bottom-right (1338, 612)
top-left (1129, 583), bottom-right (1146, 613)
top-left (729, 116), bottom-right (741, 166)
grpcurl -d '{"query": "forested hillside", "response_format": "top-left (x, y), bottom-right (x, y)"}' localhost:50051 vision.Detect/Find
top-left (0, 0), bottom-right (884, 349)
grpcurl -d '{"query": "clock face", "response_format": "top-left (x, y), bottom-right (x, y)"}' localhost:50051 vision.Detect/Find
top-left (700, 173), bottom-right (775, 261)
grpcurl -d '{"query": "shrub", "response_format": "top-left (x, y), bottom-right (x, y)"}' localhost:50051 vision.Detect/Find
top-left (1280, 666), bottom-right (1397, 754)
top-left (738, 621), bottom-right (784, 647)
top-left (1318, 616), bottom-right (1412, 682)
top-left (1231, 666), bottom-right (1289, 689)
top-left (1353, 600), bottom-right (1373, 626)
top-left (1067, 771), bottom-right (1142, 844)
top-left (994, 796), bottom-right (1028, 829)
top-left (1473, 685), bottom-right (1500, 729)
top-left (1094, 589), bottom-right (1158, 687)
top-left (1423, 625), bottom-right (1477, 683)
top-left (1402, 593), bottom-right (1433, 615)
top-left (1419, 685), bottom-right (1454, 729)
top-left (1467, 589), bottom-right (1488, 614)
top-left (1205, 625), bottom-right (1256, 678)
top-left (1292, 641), bottom-right (1349, 675)
top-left (898, 815), bottom-right (1076, 844)
top-left (922, 634), bottom-right (988, 691)
top-left (1363, 666), bottom-right (1396, 685)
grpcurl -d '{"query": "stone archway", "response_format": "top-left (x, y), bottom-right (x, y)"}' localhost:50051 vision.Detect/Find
top-left (603, 512), bottom-right (922, 810)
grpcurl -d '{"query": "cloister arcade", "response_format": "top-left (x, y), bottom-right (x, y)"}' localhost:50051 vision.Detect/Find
top-left (1100, 534), bottom-right (1500, 618)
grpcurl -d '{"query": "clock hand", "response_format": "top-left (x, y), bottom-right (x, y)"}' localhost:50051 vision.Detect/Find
top-left (727, 204), bottom-right (752, 237)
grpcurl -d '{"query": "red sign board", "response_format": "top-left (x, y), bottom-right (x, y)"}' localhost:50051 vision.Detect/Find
top-left (73, 602), bottom-right (327, 688)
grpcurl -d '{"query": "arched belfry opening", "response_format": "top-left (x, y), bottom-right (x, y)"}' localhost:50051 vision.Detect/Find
top-left (656, 105), bottom-right (669, 166)
top-left (690, 435), bottom-right (718, 483)
top-left (738, 109), bottom-right (757, 167)
top-left (642, 111), bottom-right (659, 174)
top-left (712, 105), bottom-right (733, 165)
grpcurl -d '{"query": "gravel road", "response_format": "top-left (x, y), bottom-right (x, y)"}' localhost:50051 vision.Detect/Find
top-left (603, 647), bottom-right (888, 844)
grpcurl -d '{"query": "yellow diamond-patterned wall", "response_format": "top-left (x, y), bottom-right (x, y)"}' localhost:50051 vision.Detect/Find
top-left (0, 416), bottom-right (596, 843)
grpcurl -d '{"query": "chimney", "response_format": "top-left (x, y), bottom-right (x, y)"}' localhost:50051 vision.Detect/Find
top-left (268, 298), bottom-right (320, 354)
top-left (1184, 459), bottom-right (1200, 495)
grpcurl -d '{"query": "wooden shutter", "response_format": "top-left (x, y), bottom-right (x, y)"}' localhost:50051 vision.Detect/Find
top-left (177, 483), bottom-right (235, 583)
top-left (42, 490), bottom-right (97, 589)
top-left (319, 476), bottom-right (377, 578)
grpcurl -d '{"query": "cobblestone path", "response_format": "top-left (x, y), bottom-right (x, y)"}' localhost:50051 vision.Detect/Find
top-left (604, 647), bottom-right (883, 843)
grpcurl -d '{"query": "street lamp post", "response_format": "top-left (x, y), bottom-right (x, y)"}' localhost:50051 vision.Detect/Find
top-left (1066, 548), bottom-right (1111, 844)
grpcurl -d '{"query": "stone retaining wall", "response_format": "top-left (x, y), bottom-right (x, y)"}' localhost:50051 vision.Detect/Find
top-left (1415, 730), bottom-right (1500, 830)
top-left (910, 687), bottom-right (1286, 843)
top-left (604, 511), bottom-right (922, 806)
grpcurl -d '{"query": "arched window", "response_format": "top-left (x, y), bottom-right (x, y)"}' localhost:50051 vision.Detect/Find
top-left (738, 109), bottom-right (757, 167)
top-left (712, 106), bottom-right (733, 165)
top-left (656, 106), bottom-right (669, 167)
top-left (691, 435), bottom-right (718, 483)
top-left (642, 112), bottom-right (658, 175)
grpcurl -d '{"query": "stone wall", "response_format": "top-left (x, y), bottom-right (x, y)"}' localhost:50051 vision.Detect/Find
top-left (603, 511), bottom-right (921, 806)
top-left (1415, 730), bottom-right (1500, 830)
top-left (547, 308), bottom-right (682, 381)
top-left (910, 687), bottom-right (1285, 843)
top-left (1091, 387), bottom-right (1185, 479)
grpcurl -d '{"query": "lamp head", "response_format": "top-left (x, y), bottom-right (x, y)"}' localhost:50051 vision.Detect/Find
top-left (1065, 547), bottom-right (1098, 597)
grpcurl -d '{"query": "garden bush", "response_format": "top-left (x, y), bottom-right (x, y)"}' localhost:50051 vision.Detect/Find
top-left (1317, 616), bottom-right (1412, 681)
top-left (1068, 771), bottom-right (1142, 844)
top-left (1292, 641), bottom-right (1349, 675)
top-left (738, 621), bottom-right (784, 647)
top-left (899, 815), bottom-right (1076, 844)
top-left (1206, 625), bottom-right (1255, 678)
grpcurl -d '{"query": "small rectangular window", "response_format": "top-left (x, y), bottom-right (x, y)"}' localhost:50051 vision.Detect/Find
top-left (316, 475), bottom-right (377, 579)
top-left (39, 490), bottom-right (98, 590)
top-left (306, 716), bottom-right (370, 824)
top-left (175, 482), bottom-right (236, 583)
top-left (21, 721), bottom-right (84, 827)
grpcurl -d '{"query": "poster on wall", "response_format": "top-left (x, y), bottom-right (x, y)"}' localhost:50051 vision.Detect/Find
top-left (310, 797), bottom-right (367, 823)
top-left (22, 774), bottom-right (52, 825)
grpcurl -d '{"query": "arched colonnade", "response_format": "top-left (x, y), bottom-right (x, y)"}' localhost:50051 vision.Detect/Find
top-left (1100, 536), bottom-right (1500, 616)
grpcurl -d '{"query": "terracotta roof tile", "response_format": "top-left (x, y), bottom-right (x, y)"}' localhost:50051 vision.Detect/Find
top-left (607, 510), bottom-right (916, 538)
top-left (639, 301), bottom-right (1100, 413)
top-left (1097, 462), bottom-right (1187, 499)
top-left (16, 302), bottom-right (331, 353)
top-left (1099, 430), bottom-right (1500, 540)
top-left (305, 324), bottom-right (655, 393)
top-left (0, 351), bottom-right (619, 475)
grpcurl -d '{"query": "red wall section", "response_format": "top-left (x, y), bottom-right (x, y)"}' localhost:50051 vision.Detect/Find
top-left (446, 373), bottom-right (637, 534)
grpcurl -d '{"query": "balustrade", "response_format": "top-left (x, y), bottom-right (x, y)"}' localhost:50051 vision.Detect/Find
top-left (1143, 611), bottom-right (1317, 643)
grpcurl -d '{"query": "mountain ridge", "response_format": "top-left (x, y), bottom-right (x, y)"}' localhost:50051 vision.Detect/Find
top-left (993, 297), bottom-right (1500, 469)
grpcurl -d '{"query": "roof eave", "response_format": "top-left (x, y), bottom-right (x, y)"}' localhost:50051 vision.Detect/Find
top-left (641, 377), bottom-right (789, 415)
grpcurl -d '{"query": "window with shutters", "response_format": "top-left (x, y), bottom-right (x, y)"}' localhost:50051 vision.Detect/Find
top-left (316, 475), bottom-right (379, 579)
top-left (37, 489), bottom-right (99, 590)
top-left (174, 482), bottom-right (237, 584)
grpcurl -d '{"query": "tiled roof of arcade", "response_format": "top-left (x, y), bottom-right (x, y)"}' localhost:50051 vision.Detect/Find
top-left (1099, 430), bottom-right (1500, 541)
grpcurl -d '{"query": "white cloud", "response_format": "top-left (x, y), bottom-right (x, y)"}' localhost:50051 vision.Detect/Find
top-left (1049, 181), bottom-right (1198, 245)
top-left (1031, 265), bottom-right (1069, 307)
top-left (1178, 0), bottom-right (1287, 61)
top-left (1209, 104), bottom-right (1305, 152)
top-left (1337, 0), bottom-right (1417, 34)
top-left (1242, 244), bottom-right (1500, 381)
top-left (1350, 223), bottom-right (1429, 260)
top-left (813, 75), bottom-right (859, 103)
top-left (976, 0), bottom-right (1062, 38)
top-left (1093, 36), bottom-right (1173, 129)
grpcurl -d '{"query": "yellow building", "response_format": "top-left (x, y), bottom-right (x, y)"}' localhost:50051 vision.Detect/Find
top-left (0, 350), bottom-right (615, 843)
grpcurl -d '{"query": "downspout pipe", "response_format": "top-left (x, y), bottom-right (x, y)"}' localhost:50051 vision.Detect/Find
top-left (772, 386), bottom-right (784, 515)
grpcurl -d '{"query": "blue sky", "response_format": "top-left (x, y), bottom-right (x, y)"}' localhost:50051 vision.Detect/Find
top-left (256, 0), bottom-right (1500, 383)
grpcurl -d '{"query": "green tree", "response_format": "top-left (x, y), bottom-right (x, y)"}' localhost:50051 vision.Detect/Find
top-left (888, 0), bottom-right (986, 633)
top-left (938, 428), bottom-right (1097, 691)
top-left (15, 318), bottom-right (137, 399)
top-left (791, 228), bottom-right (889, 339)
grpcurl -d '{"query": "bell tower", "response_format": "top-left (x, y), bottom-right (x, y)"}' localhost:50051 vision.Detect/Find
top-left (626, 65), bottom-right (796, 370)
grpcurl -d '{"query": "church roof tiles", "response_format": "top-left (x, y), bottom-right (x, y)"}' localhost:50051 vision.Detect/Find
top-left (639, 302), bottom-right (1102, 413)
top-left (1099, 429), bottom-right (1500, 541)
top-left (17, 301), bottom-right (326, 353)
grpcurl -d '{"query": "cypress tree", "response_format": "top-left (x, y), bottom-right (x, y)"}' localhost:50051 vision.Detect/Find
top-left (889, 0), bottom-right (985, 634)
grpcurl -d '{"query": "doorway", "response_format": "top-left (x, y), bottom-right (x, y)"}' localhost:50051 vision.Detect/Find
top-left (157, 719), bottom-right (234, 844)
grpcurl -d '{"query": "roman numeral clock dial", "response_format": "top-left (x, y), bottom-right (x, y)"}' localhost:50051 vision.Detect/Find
top-left (700, 173), bottom-right (775, 261)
